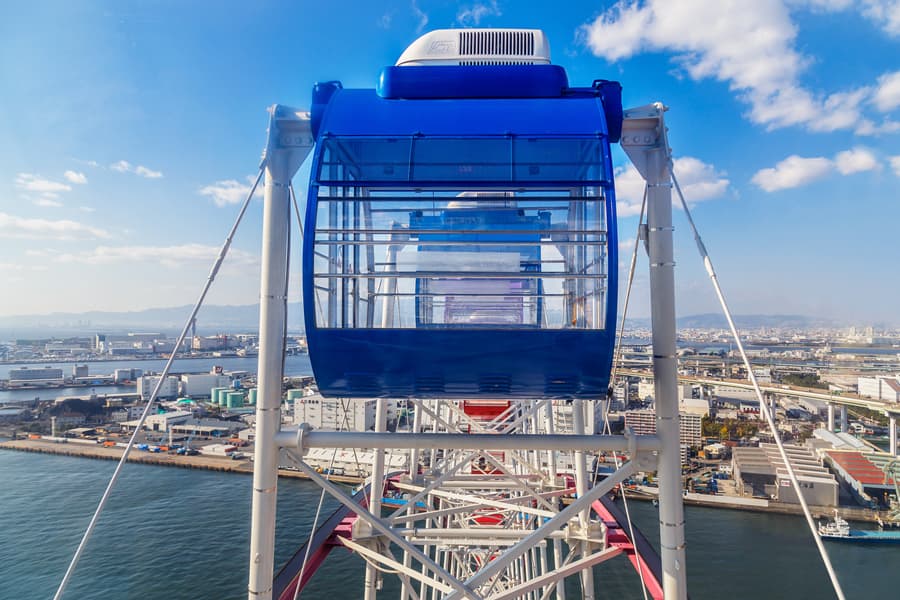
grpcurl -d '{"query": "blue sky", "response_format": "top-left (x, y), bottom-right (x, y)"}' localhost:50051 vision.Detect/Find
top-left (1, 1), bottom-right (898, 325)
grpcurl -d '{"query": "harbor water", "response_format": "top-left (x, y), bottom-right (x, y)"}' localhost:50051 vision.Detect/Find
top-left (1, 451), bottom-right (897, 599)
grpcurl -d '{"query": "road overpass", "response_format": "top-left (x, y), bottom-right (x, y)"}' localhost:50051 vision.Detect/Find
top-left (617, 369), bottom-right (899, 456)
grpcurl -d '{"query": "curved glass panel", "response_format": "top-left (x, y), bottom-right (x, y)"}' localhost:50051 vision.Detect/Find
top-left (310, 135), bottom-right (609, 332)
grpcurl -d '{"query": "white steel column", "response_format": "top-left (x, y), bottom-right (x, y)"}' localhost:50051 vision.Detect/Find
top-left (621, 103), bottom-right (687, 600)
top-left (890, 414), bottom-right (898, 457)
top-left (365, 397), bottom-right (389, 600)
top-left (545, 400), bottom-right (558, 484)
top-left (572, 399), bottom-right (594, 599)
top-left (248, 106), bottom-right (312, 600)
top-left (827, 403), bottom-right (835, 431)
top-left (840, 405), bottom-right (849, 433)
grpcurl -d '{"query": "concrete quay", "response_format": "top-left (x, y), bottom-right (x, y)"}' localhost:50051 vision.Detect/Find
top-left (0, 439), bottom-right (365, 485)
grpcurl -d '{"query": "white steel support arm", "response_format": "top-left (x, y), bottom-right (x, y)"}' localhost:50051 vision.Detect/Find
top-left (248, 105), bottom-right (314, 600)
top-left (620, 102), bottom-right (687, 600)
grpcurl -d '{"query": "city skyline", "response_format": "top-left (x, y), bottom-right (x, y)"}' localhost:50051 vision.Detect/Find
top-left (1, 1), bottom-right (898, 323)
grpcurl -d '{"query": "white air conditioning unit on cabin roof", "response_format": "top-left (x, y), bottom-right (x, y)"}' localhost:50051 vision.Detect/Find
top-left (396, 28), bottom-right (551, 66)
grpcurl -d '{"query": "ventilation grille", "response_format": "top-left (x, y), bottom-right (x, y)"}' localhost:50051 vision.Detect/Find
top-left (458, 60), bottom-right (536, 66)
top-left (459, 30), bottom-right (535, 56)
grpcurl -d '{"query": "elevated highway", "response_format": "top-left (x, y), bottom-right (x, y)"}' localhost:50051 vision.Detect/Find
top-left (616, 368), bottom-right (899, 456)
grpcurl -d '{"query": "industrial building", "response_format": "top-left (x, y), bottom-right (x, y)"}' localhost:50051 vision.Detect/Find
top-left (180, 372), bottom-right (232, 397)
top-left (731, 443), bottom-right (838, 506)
top-left (8, 366), bottom-right (64, 386)
top-left (137, 375), bottom-right (180, 400)
top-left (293, 394), bottom-right (376, 431)
top-left (857, 375), bottom-right (900, 403)
top-left (121, 410), bottom-right (192, 432)
top-left (624, 408), bottom-right (703, 449)
top-left (821, 450), bottom-right (898, 508)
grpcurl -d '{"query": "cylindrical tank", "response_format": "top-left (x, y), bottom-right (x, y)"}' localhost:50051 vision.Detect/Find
top-left (248, 388), bottom-right (258, 405)
top-left (212, 387), bottom-right (227, 405)
top-left (226, 392), bottom-right (244, 409)
top-left (210, 387), bottom-right (219, 403)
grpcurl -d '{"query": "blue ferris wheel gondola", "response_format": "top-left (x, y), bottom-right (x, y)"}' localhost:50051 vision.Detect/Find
top-left (302, 63), bottom-right (622, 399)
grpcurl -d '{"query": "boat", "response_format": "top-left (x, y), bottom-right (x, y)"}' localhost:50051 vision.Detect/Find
top-left (819, 513), bottom-right (900, 543)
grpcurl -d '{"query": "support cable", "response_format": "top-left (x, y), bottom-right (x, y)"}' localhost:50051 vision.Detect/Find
top-left (53, 167), bottom-right (265, 600)
top-left (602, 186), bottom-right (650, 600)
top-left (670, 166), bottom-right (847, 600)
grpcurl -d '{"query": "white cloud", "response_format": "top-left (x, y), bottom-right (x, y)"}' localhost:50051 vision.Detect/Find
top-left (411, 0), bottom-right (428, 33)
top-left (25, 249), bottom-right (52, 257)
top-left (63, 170), bottom-right (88, 184)
top-left (752, 147), bottom-right (880, 191)
top-left (135, 165), bottom-right (163, 179)
top-left (890, 155), bottom-right (900, 176)
top-left (32, 197), bottom-right (64, 208)
top-left (670, 156), bottom-right (731, 201)
top-left (457, 1), bottom-right (501, 26)
top-left (790, 0), bottom-right (854, 10)
top-left (614, 156), bottom-right (731, 216)
top-left (56, 243), bottom-right (259, 269)
top-left (14, 173), bottom-right (71, 194)
top-left (110, 160), bottom-right (163, 178)
top-left (0, 212), bottom-right (109, 240)
top-left (834, 147), bottom-right (880, 174)
top-left (873, 70), bottom-right (900, 112)
top-left (79, 206), bottom-right (96, 213)
top-left (752, 155), bottom-right (833, 191)
top-left (861, 0), bottom-right (900, 36)
top-left (578, 1), bottom-right (888, 133)
top-left (198, 176), bottom-right (259, 207)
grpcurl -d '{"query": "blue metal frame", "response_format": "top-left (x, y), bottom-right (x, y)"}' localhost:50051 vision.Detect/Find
top-left (303, 65), bottom-right (620, 399)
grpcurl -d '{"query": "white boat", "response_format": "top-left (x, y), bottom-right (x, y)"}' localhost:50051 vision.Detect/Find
top-left (818, 513), bottom-right (850, 538)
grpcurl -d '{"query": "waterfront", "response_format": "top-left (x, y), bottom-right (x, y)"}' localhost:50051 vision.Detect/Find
top-left (0, 355), bottom-right (313, 404)
top-left (1, 451), bottom-right (897, 599)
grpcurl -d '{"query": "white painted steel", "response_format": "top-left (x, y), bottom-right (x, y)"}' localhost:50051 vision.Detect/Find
top-left (279, 430), bottom-right (661, 452)
top-left (442, 461), bottom-right (636, 600)
top-left (572, 400), bottom-right (594, 600)
top-left (365, 397), bottom-right (389, 600)
top-left (621, 102), bottom-right (687, 600)
top-left (891, 415), bottom-right (898, 457)
top-left (248, 106), bottom-right (313, 600)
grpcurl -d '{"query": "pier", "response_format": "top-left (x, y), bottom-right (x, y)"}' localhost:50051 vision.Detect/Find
top-left (0, 439), bottom-right (364, 485)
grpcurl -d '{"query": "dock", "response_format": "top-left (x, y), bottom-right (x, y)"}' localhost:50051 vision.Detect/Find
top-left (0, 439), bottom-right (365, 485)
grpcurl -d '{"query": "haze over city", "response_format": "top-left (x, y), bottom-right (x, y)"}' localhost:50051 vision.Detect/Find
top-left (1, 1), bottom-right (898, 324)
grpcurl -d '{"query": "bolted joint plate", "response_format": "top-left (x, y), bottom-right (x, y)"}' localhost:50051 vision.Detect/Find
top-left (565, 519), bottom-right (608, 550)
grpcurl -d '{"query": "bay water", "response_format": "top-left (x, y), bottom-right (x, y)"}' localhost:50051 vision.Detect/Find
top-left (1, 451), bottom-right (896, 599)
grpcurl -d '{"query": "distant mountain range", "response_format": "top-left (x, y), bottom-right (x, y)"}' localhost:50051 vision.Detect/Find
top-left (631, 313), bottom-right (838, 330)
top-left (0, 303), bottom-right (305, 337)
top-left (0, 304), bottom-right (840, 338)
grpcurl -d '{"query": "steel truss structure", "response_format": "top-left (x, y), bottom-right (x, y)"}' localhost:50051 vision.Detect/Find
top-left (246, 102), bottom-right (686, 600)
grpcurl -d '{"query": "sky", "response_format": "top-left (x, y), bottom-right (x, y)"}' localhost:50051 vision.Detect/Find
top-left (0, 1), bottom-right (898, 326)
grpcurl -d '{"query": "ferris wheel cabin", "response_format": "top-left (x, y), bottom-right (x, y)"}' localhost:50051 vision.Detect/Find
top-left (303, 29), bottom-right (622, 399)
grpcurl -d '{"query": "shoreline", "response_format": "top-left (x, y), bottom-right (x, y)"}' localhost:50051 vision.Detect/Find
top-left (0, 439), bottom-right (364, 485)
top-left (3, 439), bottom-right (888, 524)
